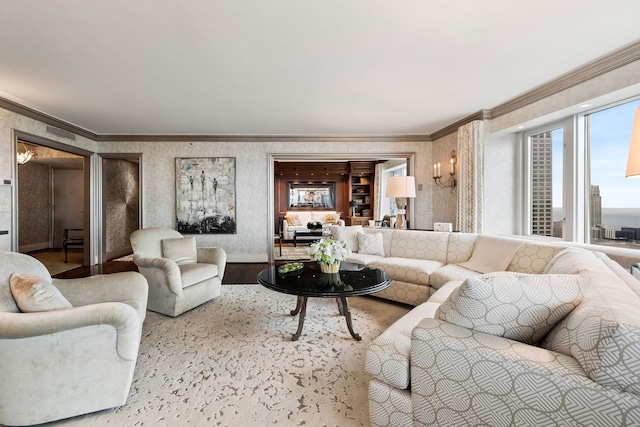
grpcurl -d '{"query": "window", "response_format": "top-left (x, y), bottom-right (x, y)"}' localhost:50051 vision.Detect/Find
top-left (521, 97), bottom-right (640, 248)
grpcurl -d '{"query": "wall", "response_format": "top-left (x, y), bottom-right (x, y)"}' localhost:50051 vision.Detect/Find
top-left (18, 162), bottom-right (50, 250)
top-left (430, 132), bottom-right (458, 228)
top-left (98, 140), bottom-right (431, 262)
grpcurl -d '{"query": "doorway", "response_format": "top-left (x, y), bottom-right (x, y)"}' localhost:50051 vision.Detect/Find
top-left (15, 132), bottom-right (92, 273)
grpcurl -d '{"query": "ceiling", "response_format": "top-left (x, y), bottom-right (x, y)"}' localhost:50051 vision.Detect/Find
top-left (1, 0), bottom-right (639, 137)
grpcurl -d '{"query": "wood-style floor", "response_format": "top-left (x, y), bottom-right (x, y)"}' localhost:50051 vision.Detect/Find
top-left (53, 260), bottom-right (271, 284)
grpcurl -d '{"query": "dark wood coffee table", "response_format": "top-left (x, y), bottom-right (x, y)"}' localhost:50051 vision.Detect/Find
top-left (293, 230), bottom-right (323, 246)
top-left (257, 262), bottom-right (391, 340)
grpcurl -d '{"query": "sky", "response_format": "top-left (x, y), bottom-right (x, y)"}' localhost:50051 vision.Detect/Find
top-left (551, 98), bottom-right (640, 208)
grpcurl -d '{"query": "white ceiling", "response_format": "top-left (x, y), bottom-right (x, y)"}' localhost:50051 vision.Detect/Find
top-left (1, 0), bottom-right (639, 136)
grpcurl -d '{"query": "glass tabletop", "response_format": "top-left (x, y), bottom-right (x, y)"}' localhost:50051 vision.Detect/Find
top-left (257, 261), bottom-right (391, 298)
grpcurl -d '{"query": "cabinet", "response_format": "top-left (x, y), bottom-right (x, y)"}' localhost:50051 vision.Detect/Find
top-left (348, 162), bottom-right (375, 226)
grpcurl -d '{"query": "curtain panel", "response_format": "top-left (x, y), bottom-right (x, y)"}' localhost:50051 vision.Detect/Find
top-left (456, 120), bottom-right (485, 233)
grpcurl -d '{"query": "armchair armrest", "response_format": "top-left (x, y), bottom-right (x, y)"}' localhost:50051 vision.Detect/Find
top-left (197, 247), bottom-right (227, 280)
top-left (52, 272), bottom-right (148, 320)
top-left (0, 302), bottom-right (141, 360)
top-left (133, 254), bottom-right (183, 295)
top-left (411, 318), bottom-right (640, 426)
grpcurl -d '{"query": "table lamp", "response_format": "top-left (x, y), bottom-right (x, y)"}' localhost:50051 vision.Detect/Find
top-left (385, 176), bottom-right (416, 230)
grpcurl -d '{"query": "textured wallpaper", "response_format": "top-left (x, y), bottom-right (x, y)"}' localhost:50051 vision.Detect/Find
top-left (104, 158), bottom-right (139, 256)
top-left (17, 162), bottom-right (51, 249)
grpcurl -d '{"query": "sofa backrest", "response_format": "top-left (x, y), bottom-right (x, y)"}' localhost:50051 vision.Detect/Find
top-left (541, 248), bottom-right (640, 396)
top-left (506, 242), bottom-right (564, 274)
top-left (445, 233), bottom-right (478, 264)
top-left (389, 230), bottom-right (449, 263)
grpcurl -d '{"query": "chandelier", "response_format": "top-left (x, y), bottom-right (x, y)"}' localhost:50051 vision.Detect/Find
top-left (17, 141), bottom-right (38, 165)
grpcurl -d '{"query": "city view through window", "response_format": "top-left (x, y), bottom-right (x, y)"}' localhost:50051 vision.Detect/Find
top-left (589, 99), bottom-right (640, 249)
top-left (531, 99), bottom-right (640, 249)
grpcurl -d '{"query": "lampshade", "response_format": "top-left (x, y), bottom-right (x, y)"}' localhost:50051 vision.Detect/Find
top-left (385, 176), bottom-right (416, 198)
top-left (626, 107), bottom-right (640, 178)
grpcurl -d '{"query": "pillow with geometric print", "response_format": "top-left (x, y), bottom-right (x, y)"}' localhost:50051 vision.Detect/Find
top-left (435, 271), bottom-right (590, 344)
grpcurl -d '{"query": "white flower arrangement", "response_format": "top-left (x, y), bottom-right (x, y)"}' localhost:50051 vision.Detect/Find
top-left (310, 238), bottom-right (351, 265)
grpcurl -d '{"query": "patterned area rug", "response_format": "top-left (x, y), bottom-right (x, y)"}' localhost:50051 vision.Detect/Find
top-left (50, 285), bottom-right (409, 426)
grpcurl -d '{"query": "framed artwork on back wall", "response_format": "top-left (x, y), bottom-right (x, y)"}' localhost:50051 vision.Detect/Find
top-left (175, 157), bottom-right (237, 234)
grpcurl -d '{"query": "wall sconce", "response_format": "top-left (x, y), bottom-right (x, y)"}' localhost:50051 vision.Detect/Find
top-left (433, 151), bottom-right (457, 191)
top-left (16, 141), bottom-right (38, 165)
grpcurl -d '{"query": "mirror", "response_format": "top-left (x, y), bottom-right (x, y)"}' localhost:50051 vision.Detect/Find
top-left (288, 182), bottom-right (335, 210)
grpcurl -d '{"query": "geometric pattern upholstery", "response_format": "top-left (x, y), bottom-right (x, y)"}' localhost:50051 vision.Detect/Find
top-left (428, 264), bottom-right (481, 290)
top-left (506, 243), bottom-right (564, 274)
top-left (389, 230), bottom-right (448, 263)
top-left (435, 272), bottom-right (589, 345)
top-left (369, 379), bottom-right (413, 427)
top-left (368, 258), bottom-right (443, 287)
top-left (411, 318), bottom-right (640, 426)
top-left (445, 232), bottom-right (478, 264)
top-left (372, 280), bottom-right (432, 306)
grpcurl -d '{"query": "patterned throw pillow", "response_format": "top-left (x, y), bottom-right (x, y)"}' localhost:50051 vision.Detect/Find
top-left (325, 213), bottom-right (341, 224)
top-left (285, 214), bottom-right (302, 226)
top-left (436, 271), bottom-right (590, 344)
top-left (9, 273), bottom-right (73, 312)
top-left (357, 232), bottom-right (385, 257)
top-left (332, 225), bottom-right (362, 252)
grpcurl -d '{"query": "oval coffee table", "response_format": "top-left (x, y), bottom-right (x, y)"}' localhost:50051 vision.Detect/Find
top-left (257, 261), bottom-right (391, 341)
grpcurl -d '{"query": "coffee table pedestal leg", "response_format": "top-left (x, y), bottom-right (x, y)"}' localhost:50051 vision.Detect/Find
top-left (291, 296), bottom-right (308, 341)
top-left (337, 297), bottom-right (362, 341)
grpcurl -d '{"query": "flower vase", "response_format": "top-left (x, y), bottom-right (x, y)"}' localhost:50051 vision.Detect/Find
top-left (319, 261), bottom-right (340, 274)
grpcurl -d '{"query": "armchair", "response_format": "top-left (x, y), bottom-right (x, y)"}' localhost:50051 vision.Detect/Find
top-left (130, 227), bottom-right (226, 317)
top-left (0, 251), bottom-right (148, 426)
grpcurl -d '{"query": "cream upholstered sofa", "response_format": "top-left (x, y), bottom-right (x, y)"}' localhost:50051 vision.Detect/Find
top-left (0, 251), bottom-right (148, 426)
top-left (282, 210), bottom-right (344, 240)
top-left (333, 228), bottom-right (640, 426)
top-left (130, 227), bottom-right (226, 317)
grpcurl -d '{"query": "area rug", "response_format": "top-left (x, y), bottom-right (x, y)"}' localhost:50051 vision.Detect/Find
top-left (275, 245), bottom-right (312, 261)
top-left (50, 285), bottom-right (410, 426)
top-left (30, 250), bottom-right (83, 276)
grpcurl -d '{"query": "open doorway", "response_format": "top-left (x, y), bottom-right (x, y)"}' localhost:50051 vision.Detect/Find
top-left (15, 132), bottom-right (92, 275)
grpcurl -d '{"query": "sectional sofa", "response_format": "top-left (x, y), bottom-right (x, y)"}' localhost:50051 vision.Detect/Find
top-left (330, 226), bottom-right (640, 426)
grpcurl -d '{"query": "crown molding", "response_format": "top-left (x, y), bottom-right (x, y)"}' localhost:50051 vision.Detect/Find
top-left (94, 134), bottom-right (432, 142)
top-left (490, 40), bottom-right (640, 119)
top-left (430, 110), bottom-right (492, 141)
top-left (0, 97), bottom-right (98, 140)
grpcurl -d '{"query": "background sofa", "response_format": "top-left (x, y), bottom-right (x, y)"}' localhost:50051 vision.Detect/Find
top-left (282, 210), bottom-right (344, 240)
top-left (342, 227), bottom-right (640, 426)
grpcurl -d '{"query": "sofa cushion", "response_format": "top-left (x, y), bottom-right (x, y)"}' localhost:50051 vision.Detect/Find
top-left (324, 213), bottom-right (341, 224)
top-left (390, 230), bottom-right (448, 263)
top-left (458, 236), bottom-right (524, 273)
top-left (368, 258), bottom-right (443, 287)
top-left (9, 273), bottom-right (73, 312)
top-left (506, 243), bottom-right (564, 274)
top-left (332, 225), bottom-right (363, 252)
top-left (429, 264), bottom-right (482, 290)
top-left (436, 271), bottom-right (589, 345)
top-left (162, 237), bottom-right (198, 265)
top-left (284, 213), bottom-right (303, 226)
top-left (179, 263), bottom-right (219, 288)
top-left (358, 232), bottom-right (385, 257)
top-left (445, 232), bottom-right (478, 264)
top-left (543, 247), bottom-right (595, 275)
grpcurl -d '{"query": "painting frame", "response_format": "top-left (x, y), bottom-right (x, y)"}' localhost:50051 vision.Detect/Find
top-left (175, 157), bottom-right (236, 234)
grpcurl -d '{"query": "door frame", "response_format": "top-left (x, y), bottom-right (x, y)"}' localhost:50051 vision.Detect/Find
top-left (12, 130), bottom-right (93, 265)
top-left (97, 153), bottom-right (143, 262)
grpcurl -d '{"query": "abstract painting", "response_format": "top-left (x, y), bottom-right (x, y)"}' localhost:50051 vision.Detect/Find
top-left (176, 157), bottom-right (236, 234)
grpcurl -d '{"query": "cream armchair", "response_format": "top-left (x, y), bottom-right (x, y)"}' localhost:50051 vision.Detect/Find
top-left (0, 251), bottom-right (148, 426)
top-left (130, 227), bottom-right (226, 317)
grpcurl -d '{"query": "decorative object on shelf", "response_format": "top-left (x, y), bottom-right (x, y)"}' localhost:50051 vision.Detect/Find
top-left (626, 107), bottom-right (640, 177)
top-left (362, 209), bottom-right (371, 217)
top-left (307, 221), bottom-right (322, 230)
top-left (433, 150), bottom-right (457, 191)
top-left (310, 238), bottom-right (351, 273)
top-left (385, 176), bottom-right (416, 230)
top-left (350, 200), bottom-right (358, 216)
top-left (16, 141), bottom-right (38, 165)
top-left (175, 157), bottom-right (237, 234)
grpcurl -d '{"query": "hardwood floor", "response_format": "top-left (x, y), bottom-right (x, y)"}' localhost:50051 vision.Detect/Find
top-left (52, 260), bottom-right (271, 284)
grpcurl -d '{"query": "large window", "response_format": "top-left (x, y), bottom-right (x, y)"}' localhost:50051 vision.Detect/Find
top-left (522, 98), bottom-right (640, 247)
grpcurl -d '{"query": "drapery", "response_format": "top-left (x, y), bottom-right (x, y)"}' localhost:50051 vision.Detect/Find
top-left (456, 120), bottom-right (485, 233)
top-left (373, 163), bottom-right (384, 220)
